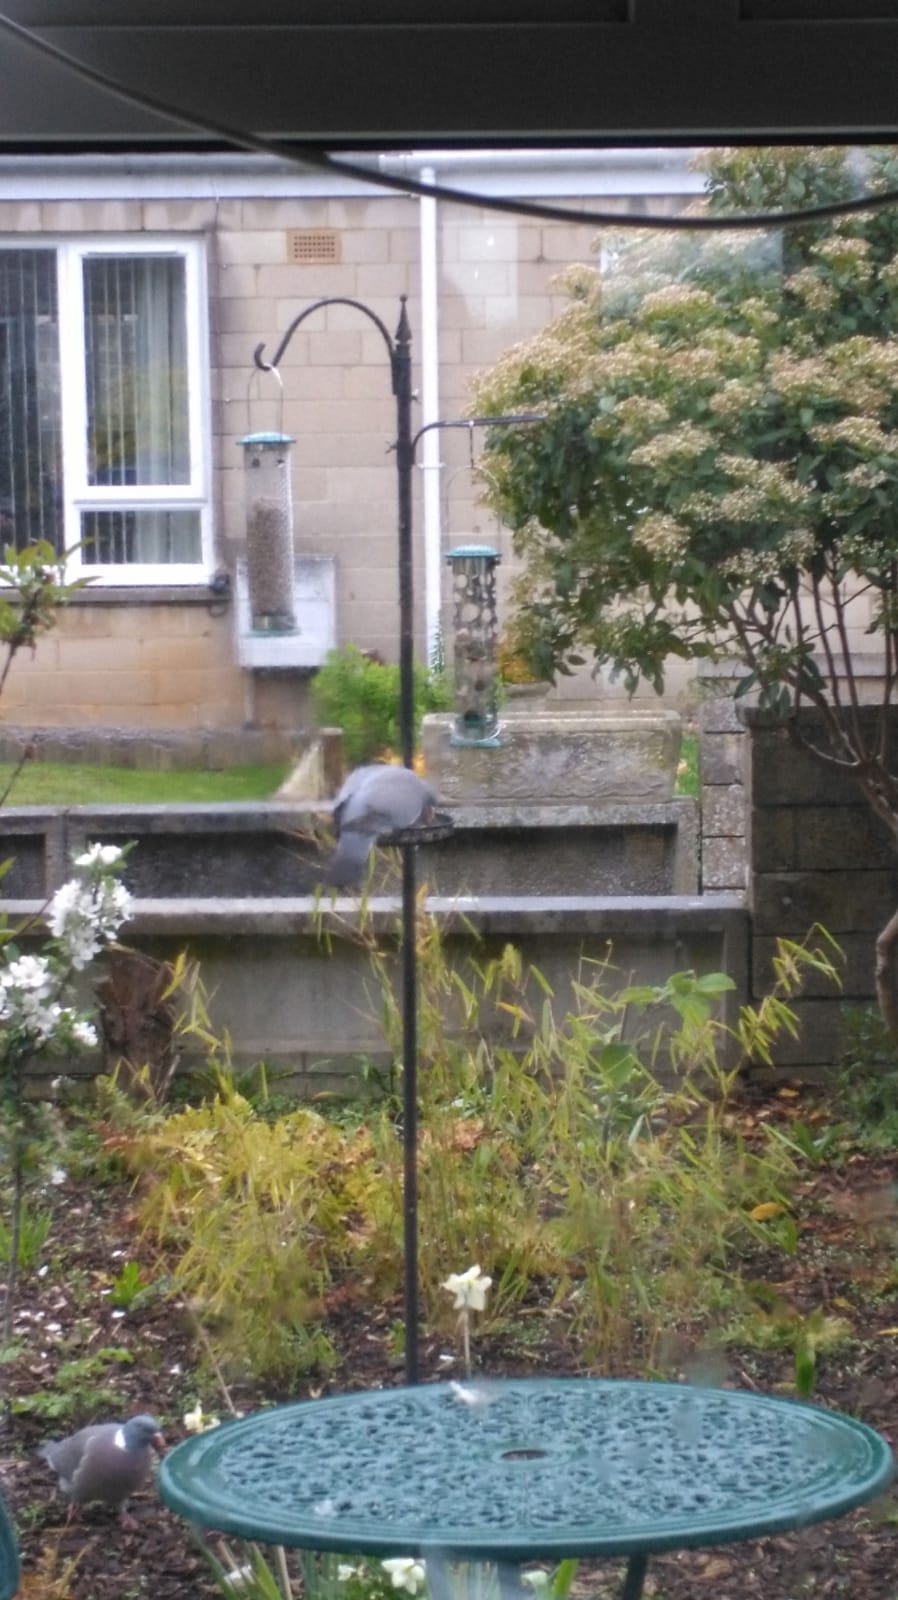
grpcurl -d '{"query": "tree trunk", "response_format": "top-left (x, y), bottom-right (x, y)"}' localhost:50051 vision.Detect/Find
top-left (94, 946), bottom-right (179, 1102)
top-left (875, 903), bottom-right (898, 1051)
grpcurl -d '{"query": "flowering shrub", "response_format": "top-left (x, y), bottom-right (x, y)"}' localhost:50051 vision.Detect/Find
top-left (0, 844), bottom-right (131, 1053)
top-left (0, 843), bottom-right (132, 1338)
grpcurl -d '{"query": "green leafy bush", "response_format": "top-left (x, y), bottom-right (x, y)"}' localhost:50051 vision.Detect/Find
top-left (310, 644), bottom-right (451, 766)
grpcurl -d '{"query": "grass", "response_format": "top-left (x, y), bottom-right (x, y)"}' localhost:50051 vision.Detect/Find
top-left (0, 761), bottom-right (290, 806)
top-left (676, 730), bottom-right (699, 797)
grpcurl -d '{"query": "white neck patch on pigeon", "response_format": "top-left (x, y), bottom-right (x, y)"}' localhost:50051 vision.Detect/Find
top-left (114, 1427), bottom-right (127, 1449)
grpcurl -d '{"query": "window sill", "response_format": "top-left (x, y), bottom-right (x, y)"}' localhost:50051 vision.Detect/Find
top-left (67, 583), bottom-right (230, 608)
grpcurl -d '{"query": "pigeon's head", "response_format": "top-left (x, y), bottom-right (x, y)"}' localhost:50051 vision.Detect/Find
top-left (122, 1414), bottom-right (165, 1453)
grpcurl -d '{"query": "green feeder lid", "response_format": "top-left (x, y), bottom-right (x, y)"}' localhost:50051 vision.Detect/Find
top-left (238, 431), bottom-right (296, 447)
top-left (446, 544), bottom-right (500, 561)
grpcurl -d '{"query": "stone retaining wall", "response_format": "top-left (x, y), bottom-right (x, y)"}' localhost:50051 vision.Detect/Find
top-left (7, 892), bottom-right (748, 1093)
top-left (744, 706), bottom-right (898, 1071)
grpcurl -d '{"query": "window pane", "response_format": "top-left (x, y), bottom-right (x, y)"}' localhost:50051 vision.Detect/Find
top-left (0, 249), bottom-right (63, 552)
top-left (81, 508), bottom-right (201, 565)
top-left (84, 255), bottom-right (190, 488)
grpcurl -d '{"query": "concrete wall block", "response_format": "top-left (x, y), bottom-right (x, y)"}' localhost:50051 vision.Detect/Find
top-left (217, 229), bottom-right (288, 266)
top-left (538, 225), bottom-right (600, 263)
top-left (793, 806), bottom-right (896, 871)
top-left (240, 198), bottom-right (331, 229)
top-left (39, 200), bottom-right (143, 231)
top-left (702, 784), bottom-right (746, 838)
top-left (752, 869), bottom-right (898, 936)
top-left (750, 730), bottom-right (864, 808)
top-left (261, 262), bottom-right (359, 299)
top-left (700, 732), bottom-right (747, 787)
top-left (698, 694), bottom-right (745, 734)
top-left (142, 199), bottom-right (217, 231)
top-left (751, 808), bottom-right (796, 873)
top-left (701, 836), bottom-right (747, 892)
top-left (0, 202), bottom-right (42, 230)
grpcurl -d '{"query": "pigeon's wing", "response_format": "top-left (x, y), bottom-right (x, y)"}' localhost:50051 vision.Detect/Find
top-left (332, 765), bottom-right (367, 828)
top-left (39, 1426), bottom-right (95, 1494)
top-left (323, 827), bottom-right (378, 887)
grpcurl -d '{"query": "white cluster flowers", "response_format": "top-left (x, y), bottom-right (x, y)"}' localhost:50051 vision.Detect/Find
top-left (0, 841), bottom-right (131, 1058)
top-left (382, 1559), bottom-right (427, 1595)
top-left (47, 843), bottom-right (132, 971)
top-left (632, 513), bottom-right (691, 561)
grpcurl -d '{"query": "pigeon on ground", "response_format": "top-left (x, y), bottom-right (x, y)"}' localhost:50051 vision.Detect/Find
top-left (322, 763), bottom-right (440, 888)
top-left (39, 1413), bottom-right (165, 1527)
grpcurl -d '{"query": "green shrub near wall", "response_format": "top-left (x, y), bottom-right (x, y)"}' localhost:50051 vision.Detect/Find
top-left (311, 645), bottom-right (452, 766)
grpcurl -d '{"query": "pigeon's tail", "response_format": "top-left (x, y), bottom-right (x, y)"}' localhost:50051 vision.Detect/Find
top-left (321, 828), bottom-right (375, 888)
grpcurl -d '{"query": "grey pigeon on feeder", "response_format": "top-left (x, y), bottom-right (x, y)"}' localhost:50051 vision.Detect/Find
top-left (39, 1413), bottom-right (165, 1527)
top-left (322, 763), bottom-right (439, 887)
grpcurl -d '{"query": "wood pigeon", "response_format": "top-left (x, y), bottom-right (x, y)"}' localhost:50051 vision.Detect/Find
top-left (39, 1413), bottom-right (165, 1527)
top-left (322, 764), bottom-right (440, 887)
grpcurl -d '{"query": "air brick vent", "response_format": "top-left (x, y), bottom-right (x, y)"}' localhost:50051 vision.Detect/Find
top-left (286, 229), bottom-right (341, 264)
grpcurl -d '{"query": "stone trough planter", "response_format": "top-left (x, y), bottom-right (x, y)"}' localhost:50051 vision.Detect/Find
top-left (422, 708), bottom-right (683, 807)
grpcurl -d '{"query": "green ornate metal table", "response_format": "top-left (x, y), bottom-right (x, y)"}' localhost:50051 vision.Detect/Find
top-left (0, 1489), bottom-right (19, 1600)
top-left (159, 1378), bottom-right (894, 1600)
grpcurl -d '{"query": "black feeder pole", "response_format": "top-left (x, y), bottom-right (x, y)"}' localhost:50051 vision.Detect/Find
top-left (254, 296), bottom-right (539, 1384)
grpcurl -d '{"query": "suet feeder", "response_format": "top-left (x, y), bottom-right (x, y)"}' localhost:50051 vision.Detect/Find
top-left (239, 431), bottom-right (297, 633)
top-left (446, 543), bottom-right (502, 746)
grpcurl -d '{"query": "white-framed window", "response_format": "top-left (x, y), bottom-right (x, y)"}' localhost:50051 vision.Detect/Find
top-left (0, 236), bottom-right (210, 584)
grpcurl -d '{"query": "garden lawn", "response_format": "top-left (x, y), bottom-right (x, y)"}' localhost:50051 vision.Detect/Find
top-left (0, 761), bottom-right (289, 806)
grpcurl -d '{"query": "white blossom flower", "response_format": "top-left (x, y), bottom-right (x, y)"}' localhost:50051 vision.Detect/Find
top-left (47, 867), bottom-right (132, 969)
top-left (71, 1020), bottom-right (98, 1050)
top-left (75, 843), bottom-right (125, 869)
top-left (6, 954), bottom-right (52, 993)
top-left (337, 1566), bottom-right (362, 1582)
top-left (442, 1265), bottom-right (492, 1311)
top-left (382, 1558), bottom-right (427, 1595)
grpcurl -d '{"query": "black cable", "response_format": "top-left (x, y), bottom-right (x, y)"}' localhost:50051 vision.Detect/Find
top-left (1, 8), bottom-right (898, 232)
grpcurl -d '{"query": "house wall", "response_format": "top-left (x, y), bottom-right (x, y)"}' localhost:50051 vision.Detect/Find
top-left (2, 156), bottom-right (881, 741)
top-left (0, 159), bottom-right (704, 739)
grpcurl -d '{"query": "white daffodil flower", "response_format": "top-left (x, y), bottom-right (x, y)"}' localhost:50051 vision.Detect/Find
top-left (521, 1573), bottom-right (551, 1592)
top-left (182, 1403), bottom-right (220, 1433)
top-left (382, 1557), bottom-right (427, 1595)
top-left (442, 1264), bottom-right (492, 1311)
top-left (222, 1565), bottom-right (254, 1593)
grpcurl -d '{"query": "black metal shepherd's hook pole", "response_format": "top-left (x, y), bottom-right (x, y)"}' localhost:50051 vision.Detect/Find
top-left (255, 298), bottom-right (541, 1386)
top-left (255, 294), bottom-right (421, 1383)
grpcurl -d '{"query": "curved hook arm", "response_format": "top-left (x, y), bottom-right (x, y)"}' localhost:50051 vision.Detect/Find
top-left (254, 295), bottom-right (403, 388)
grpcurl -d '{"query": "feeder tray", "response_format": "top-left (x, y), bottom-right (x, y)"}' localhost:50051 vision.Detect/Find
top-left (379, 811), bottom-right (455, 847)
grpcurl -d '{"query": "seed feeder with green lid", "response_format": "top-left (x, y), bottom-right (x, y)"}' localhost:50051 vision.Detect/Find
top-left (446, 543), bottom-right (502, 747)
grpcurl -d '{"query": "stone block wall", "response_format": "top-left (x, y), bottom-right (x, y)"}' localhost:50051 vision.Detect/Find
top-left (744, 707), bottom-right (898, 1071)
top-left (697, 688), bottom-right (749, 895)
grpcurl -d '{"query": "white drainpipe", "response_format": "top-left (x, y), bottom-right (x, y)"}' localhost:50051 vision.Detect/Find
top-left (417, 165), bottom-right (443, 668)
